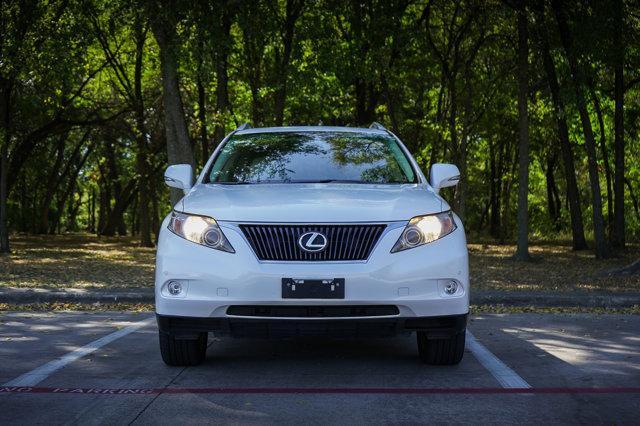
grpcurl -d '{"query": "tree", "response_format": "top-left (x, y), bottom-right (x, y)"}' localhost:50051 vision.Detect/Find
top-left (147, 0), bottom-right (195, 206)
top-left (88, 2), bottom-right (156, 246)
top-left (272, 0), bottom-right (306, 126)
top-left (551, 0), bottom-right (609, 259)
top-left (0, 0), bottom-right (104, 252)
top-left (532, 1), bottom-right (587, 250)
top-left (513, 1), bottom-right (531, 260)
top-left (612, 0), bottom-right (625, 249)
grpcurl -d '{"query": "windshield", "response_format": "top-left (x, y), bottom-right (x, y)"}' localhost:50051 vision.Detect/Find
top-left (206, 131), bottom-right (417, 184)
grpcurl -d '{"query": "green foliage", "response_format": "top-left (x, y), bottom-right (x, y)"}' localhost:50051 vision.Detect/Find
top-left (1, 0), bottom-right (640, 249)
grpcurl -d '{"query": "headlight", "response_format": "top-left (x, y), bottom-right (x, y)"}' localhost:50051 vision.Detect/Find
top-left (391, 211), bottom-right (457, 253)
top-left (168, 211), bottom-right (235, 253)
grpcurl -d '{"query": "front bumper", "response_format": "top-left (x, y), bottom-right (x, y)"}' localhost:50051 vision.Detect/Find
top-left (157, 313), bottom-right (468, 339)
top-left (155, 215), bottom-right (469, 320)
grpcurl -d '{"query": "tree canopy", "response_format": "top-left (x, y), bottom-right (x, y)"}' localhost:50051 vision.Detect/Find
top-left (1, 0), bottom-right (639, 258)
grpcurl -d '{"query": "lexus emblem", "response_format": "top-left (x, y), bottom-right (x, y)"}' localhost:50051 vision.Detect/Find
top-left (298, 231), bottom-right (328, 252)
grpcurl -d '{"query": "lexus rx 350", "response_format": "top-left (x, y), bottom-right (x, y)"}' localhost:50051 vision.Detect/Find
top-left (156, 124), bottom-right (469, 366)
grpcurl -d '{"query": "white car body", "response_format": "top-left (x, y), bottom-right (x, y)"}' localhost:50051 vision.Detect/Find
top-left (155, 125), bottom-right (469, 366)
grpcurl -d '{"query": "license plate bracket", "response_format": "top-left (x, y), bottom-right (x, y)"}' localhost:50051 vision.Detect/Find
top-left (282, 278), bottom-right (345, 299)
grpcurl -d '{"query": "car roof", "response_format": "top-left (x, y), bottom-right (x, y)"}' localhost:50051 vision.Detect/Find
top-left (234, 126), bottom-right (388, 136)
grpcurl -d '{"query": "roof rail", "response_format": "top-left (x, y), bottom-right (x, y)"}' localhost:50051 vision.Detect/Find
top-left (369, 122), bottom-right (387, 131)
top-left (236, 123), bottom-right (252, 131)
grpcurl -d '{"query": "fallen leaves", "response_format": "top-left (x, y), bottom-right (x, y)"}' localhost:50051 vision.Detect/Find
top-left (0, 302), bottom-right (154, 312)
top-left (469, 242), bottom-right (640, 292)
top-left (0, 234), bottom-right (155, 290)
top-left (470, 304), bottom-right (640, 315)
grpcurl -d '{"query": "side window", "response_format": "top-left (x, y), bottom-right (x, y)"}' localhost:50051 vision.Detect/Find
top-left (208, 143), bottom-right (234, 182)
top-left (388, 140), bottom-right (416, 182)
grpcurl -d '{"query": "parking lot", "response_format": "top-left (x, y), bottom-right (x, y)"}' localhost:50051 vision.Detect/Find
top-left (1, 311), bottom-right (638, 424)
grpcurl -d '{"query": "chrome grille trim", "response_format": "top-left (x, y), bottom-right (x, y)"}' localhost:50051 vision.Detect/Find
top-left (239, 224), bottom-right (387, 261)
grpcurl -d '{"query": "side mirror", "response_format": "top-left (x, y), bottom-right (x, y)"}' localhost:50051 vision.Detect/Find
top-left (164, 164), bottom-right (193, 194)
top-left (429, 163), bottom-right (460, 193)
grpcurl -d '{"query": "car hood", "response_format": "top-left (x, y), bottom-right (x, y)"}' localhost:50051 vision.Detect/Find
top-left (178, 183), bottom-right (447, 223)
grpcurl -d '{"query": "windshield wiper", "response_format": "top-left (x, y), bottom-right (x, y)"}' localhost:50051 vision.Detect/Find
top-left (213, 179), bottom-right (400, 185)
top-left (214, 181), bottom-right (257, 185)
top-left (287, 179), bottom-right (370, 184)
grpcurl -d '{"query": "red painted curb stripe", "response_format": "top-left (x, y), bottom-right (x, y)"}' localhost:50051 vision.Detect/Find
top-left (2, 387), bottom-right (640, 395)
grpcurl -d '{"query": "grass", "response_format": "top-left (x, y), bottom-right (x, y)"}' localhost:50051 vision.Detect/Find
top-left (0, 234), bottom-right (155, 290)
top-left (469, 242), bottom-right (640, 292)
top-left (0, 234), bottom-right (639, 293)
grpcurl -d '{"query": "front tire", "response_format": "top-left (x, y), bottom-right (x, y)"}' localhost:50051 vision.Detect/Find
top-left (159, 331), bottom-right (208, 366)
top-left (417, 329), bottom-right (466, 365)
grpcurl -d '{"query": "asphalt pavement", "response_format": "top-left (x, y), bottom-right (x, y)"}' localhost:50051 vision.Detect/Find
top-left (1, 312), bottom-right (638, 424)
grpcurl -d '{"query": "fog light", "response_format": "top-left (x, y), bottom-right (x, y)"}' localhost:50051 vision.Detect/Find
top-left (167, 281), bottom-right (183, 296)
top-left (444, 280), bottom-right (458, 295)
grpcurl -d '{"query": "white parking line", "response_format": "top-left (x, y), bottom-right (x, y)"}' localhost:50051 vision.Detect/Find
top-left (3, 317), bottom-right (154, 387)
top-left (466, 330), bottom-right (531, 389)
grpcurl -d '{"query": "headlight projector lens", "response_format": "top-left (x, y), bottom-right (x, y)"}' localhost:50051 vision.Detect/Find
top-left (402, 227), bottom-right (423, 247)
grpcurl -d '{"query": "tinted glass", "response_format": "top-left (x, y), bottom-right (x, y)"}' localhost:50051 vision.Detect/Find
top-left (207, 132), bottom-right (416, 184)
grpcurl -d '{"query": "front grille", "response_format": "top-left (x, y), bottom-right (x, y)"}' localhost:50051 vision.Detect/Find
top-left (226, 305), bottom-right (399, 317)
top-left (239, 224), bottom-right (386, 261)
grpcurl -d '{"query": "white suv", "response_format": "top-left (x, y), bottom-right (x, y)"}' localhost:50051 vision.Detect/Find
top-left (156, 124), bottom-right (469, 366)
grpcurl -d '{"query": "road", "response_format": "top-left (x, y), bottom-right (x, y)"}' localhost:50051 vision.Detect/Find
top-left (1, 312), bottom-right (638, 424)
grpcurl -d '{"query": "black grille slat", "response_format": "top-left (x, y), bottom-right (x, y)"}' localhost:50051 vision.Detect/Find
top-left (240, 224), bottom-right (386, 261)
top-left (260, 227), bottom-right (271, 259)
top-left (248, 227), bottom-right (265, 259)
top-left (358, 226), bottom-right (373, 259)
top-left (269, 226), bottom-right (283, 260)
top-left (344, 226), bottom-right (354, 259)
top-left (352, 226), bottom-right (364, 259)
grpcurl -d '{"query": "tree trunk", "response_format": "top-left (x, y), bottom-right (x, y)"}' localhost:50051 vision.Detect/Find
top-left (19, 174), bottom-right (27, 232)
top-left (535, 8), bottom-right (587, 249)
top-left (213, 53), bottom-right (229, 145)
top-left (0, 81), bottom-right (11, 253)
top-left (49, 144), bottom-right (92, 234)
top-left (213, 2), bottom-right (232, 148)
top-left (544, 153), bottom-right (561, 229)
top-left (591, 88), bottom-right (613, 232)
top-left (552, 0), bottom-right (609, 258)
top-left (354, 79), bottom-right (378, 126)
top-left (239, 12), bottom-right (266, 127)
top-left (134, 21), bottom-right (153, 247)
top-left (101, 137), bottom-right (128, 236)
top-left (456, 65), bottom-right (474, 220)
top-left (38, 135), bottom-right (66, 234)
top-left (103, 179), bottom-right (136, 237)
top-left (500, 145), bottom-right (518, 244)
top-left (151, 183), bottom-right (160, 243)
top-left (489, 139), bottom-right (501, 237)
top-left (98, 169), bottom-right (111, 236)
top-left (514, 5), bottom-right (530, 260)
top-left (0, 145), bottom-right (8, 254)
top-left (67, 189), bottom-right (82, 232)
top-left (612, 0), bottom-right (625, 249)
top-left (273, 0), bottom-right (304, 126)
top-left (625, 178), bottom-right (639, 223)
top-left (429, 75), bottom-right (447, 168)
top-left (197, 71), bottom-right (208, 164)
top-left (148, 0), bottom-right (195, 206)
top-left (130, 193), bottom-right (138, 236)
top-left (136, 149), bottom-right (152, 247)
top-left (89, 188), bottom-right (96, 233)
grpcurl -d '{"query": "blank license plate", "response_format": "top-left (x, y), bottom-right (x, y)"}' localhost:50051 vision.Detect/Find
top-left (282, 278), bottom-right (345, 299)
